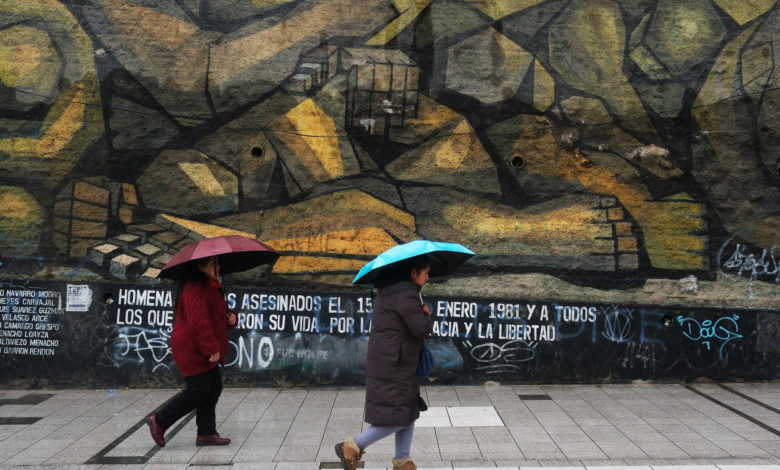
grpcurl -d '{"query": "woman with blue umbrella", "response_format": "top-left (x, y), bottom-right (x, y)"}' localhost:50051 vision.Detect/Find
top-left (335, 240), bottom-right (474, 470)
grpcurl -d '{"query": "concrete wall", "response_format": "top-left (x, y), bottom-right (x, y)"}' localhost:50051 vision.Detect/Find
top-left (0, 0), bottom-right (778, 386)
top-left (0, 280), bottom-right (778, 387)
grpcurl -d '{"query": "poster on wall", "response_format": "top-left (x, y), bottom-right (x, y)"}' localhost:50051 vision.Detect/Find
top-left (0, 282), bottom-right (65, 357)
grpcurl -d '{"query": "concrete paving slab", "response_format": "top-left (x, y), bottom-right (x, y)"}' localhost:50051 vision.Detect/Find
top-left (0, 384), bottom-right (779, 469)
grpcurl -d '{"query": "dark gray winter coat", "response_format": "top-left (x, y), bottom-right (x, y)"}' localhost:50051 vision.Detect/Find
top-left (364, 280), bottom-right (434, 426)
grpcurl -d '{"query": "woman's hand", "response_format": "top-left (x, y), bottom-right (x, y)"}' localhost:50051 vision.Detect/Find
top-left (422, 304), bottom-right (431, 315)
top-left (227, 310), bottom-right (238, 327)
top-left (208, 352), bottom-right (220, 363)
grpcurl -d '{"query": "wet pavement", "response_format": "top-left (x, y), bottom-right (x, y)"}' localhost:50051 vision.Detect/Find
top-left (0, 382), bottom-right (779, 469)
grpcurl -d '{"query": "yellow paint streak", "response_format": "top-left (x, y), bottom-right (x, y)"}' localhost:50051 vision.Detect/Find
top-left (0, 192), bottom-right (32, 219)
top-left (160, 214), bottom-right (257, 239)
top-left (261, 213), bottom-right (418, 248)
top-left (13, 44), bottom-right (41, 79)
top-left (533, 60), bottom-right (555, 112)
top-left (713, 0), bottom-right (776, 25)
top-left (404, 95), bottom-right (462, 135)
top-left (365, 0), bottom-right (432, 46)
top-left (0, 26), bottom-right (55, 87)
top-left (494, 30), bottom-right (532, 72)
top-left (442, 201), bottom-right (605, 250)
top-left (284, 99), bottom-right (343, 179)
top-left (178, 163), bottom-right (226, 196)
top-left (272, 255), bottom-right (365, 274)
top-left (0, 46), bottom-right (18, 86)
top-left (252, 0), bottom-right (295, 6)
top-left (102, 0), bottom-right (198, 50)
top-left (261, 189), bottom-right (416, 231)
top-left (392, 0), bottom-right (417, 11)
top-left (211, 0), bottom-right (383, 85)
top-left (465, 0), bottom-right (546, 19)
top-left (0, 86), bottom-right (87, 158)
top-left (264, 227), bottom-right (396, 255)
top-left (521, 137), bottom-right (705, 268)
top-left (430, 119), bottom-right (488, 170)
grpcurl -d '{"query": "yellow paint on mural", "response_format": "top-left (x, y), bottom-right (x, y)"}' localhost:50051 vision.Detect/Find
top-left (519, 134), bottom-right (706, 269)
top-left (533, 60), bottom-right (555, 112)
top-left (103, 0), bottom-right (199, 50)
top-left (404, 95), bottom-right (463, 135)
top-left (431, 120), bottom-right (491, 171)
top-left (160, 214), bottom-right (257, 239)
top-left (211, 0), bottom-right (384, 85)
top-left (257, 189), bottom-right (416, 231)
top-left (284, 99), bottom-right (343, 179)
top-left (178, 163), bottom-right (226, 196)
top-left (0, 85), bottom-right (86, 158)
top-left (442, 199), bottom-right (611, 255)
top-left (0, 26), bottom-right (60, 97)
top-left (0, 0), bottom-right (103, 186)
top-left (494, 29), bottom-right (533, 72)
top-left (259, 213), bottom-right (418, 248)
top-left (252, 0), bottom-right (295, 6)
top-left (0, 191), bottom-right (33, 219)
top-left (392, 0), bottom-right (417, 12)
top-left (273, 256), bottom-right (365, 274)
top-left (465, 0), bottom-right (546, 19)
top-left (12, 44), bottom-right (41, 78)
top-left (713, 0), bottom-right (776, 25)
top-left (365, 0), bottom-right (432, 46)
top-left (264, 227), bottom-right (397, 255)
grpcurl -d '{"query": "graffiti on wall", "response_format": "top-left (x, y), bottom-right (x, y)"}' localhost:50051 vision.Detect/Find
top-left (0, 0), bottom-right (776, 300)
top-left (1, 281), bottom-right (777, 387)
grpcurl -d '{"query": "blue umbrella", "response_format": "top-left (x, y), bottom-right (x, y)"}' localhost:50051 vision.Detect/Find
top-left (353, 240), bottom-right (475, 284)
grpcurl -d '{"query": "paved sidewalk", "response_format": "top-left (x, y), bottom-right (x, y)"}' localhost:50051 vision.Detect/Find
top-left (0, 383), bottom-right (779, 469)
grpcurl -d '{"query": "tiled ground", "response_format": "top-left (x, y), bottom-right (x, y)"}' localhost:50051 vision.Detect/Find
top-left (0, 383), bottom-right (778, 469)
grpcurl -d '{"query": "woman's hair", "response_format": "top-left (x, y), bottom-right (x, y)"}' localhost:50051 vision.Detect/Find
top-left (399, 254), bottom-right (431, 275)
top-left (374, 254), bottom-right (431, 287)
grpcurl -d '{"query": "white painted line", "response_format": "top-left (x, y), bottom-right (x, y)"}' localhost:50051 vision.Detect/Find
top-left (716, 466), bottom-right (780, 470)
top-left (518, 467), bottom-right (585, 470)
top-left (650, 466), bottom-right (718, 470)
top-left (447, 406), bottom-right (503, 427)
top-left (414, 405), bottom-right (504, 427)
top-left (417, 406), bottom-right (451, 428)
top-left (457, 467), bottom-right (519, 470)
top-left (585, 466), bottom-right (652, 470)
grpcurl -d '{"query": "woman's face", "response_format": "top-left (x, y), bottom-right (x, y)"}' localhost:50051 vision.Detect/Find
top-left (410, 265), bottom-right (431, 287)
top-left (198, 256), bottom-right (220, 281)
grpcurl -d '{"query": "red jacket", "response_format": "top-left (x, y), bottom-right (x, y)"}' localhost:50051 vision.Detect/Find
top-left (171, 279), bottom-right (232, 377)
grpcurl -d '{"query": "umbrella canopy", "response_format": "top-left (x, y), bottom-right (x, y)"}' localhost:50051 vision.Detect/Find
top-left (353, 240), bottom-right (475, 284)
top-left (158, 235), bottom-right (280, 280)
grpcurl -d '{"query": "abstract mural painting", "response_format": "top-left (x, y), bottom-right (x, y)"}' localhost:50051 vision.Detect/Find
top-left (0, 0), bottom-right (777, 300)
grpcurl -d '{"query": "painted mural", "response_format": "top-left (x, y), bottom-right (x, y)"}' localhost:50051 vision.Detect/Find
top-left (0, 0), bottom-right (778, 305)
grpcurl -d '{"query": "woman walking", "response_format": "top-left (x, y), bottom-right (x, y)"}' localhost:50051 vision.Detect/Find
top-left (147, 255), bottom-right (237, 447)
top-left (335, 255), bottom-right (434, 470)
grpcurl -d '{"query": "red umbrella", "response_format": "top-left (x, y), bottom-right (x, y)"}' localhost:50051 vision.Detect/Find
top-left (158, 235), bottom-right (280, 279)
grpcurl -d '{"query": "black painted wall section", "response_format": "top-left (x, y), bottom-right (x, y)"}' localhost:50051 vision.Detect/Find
top-left (0, 279), bottom-right (778, 388)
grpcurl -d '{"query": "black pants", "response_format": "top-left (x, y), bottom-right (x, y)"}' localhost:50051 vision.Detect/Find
top-left (155, 366), bottom-right (222, 436)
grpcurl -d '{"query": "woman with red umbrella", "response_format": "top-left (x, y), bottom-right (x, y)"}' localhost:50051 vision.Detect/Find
top-left (147, 236), bottom-right (279, 448)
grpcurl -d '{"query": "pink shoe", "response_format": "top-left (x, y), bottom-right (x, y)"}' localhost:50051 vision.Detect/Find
top-left (196, 434), bottom-right (230, 446)
top-left (147, 415), bottom-right (165, 447)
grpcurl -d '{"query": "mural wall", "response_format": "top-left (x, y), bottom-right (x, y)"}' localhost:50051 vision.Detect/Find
top-left (1, 280), bottom-right (778, 388)
top-left (0, 0), bottom-right (778, 385)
